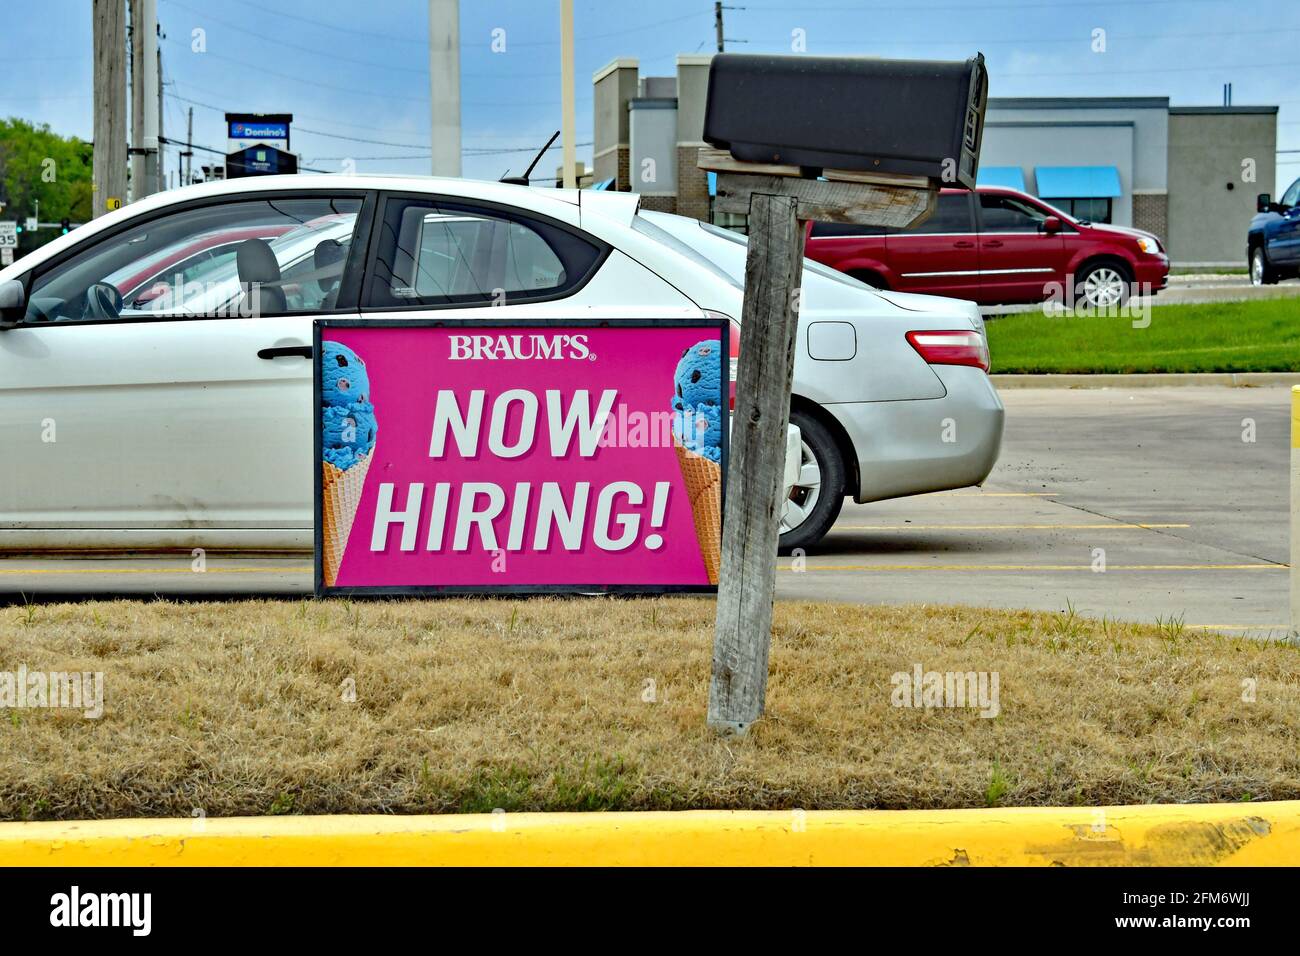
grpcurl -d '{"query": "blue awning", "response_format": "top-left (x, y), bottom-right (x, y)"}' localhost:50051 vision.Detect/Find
top-left (1035, 166), bottom-right (1122, 199)
top-left (977, 166), bottom-right (1026, 191)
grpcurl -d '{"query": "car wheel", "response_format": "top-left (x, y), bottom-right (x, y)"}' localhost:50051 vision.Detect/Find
top-left (1250, 246), bottom-right (1278, 286)
top-left (778, 409), bottom-right (846, 552)
top-left (1075, 261), bottom-right (1132, 309)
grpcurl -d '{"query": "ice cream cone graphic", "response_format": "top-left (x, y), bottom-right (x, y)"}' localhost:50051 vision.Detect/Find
top-left (321, 452), bottom-right (372, 587)
top-left (672, 340), bottom-right (725, 585)
top-left (673, 438), bottom-right (722, 585)
top-left (320, 342), bottom-right (378, 587)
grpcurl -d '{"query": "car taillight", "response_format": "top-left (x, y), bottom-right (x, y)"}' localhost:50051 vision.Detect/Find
top-left (906, 329), bottom-right (990, 373)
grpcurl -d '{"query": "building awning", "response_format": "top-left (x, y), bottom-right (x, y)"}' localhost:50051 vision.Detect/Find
top-left (1034, 166), bottom-right (1122, 199)
top-left (977, 166), bottom-right (1026, 191)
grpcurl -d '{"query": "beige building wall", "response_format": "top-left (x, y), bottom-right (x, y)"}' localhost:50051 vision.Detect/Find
top-left (592, 58), bottom-right (638, 190)
top-left (1166, 108), bottom-right (1277, 265)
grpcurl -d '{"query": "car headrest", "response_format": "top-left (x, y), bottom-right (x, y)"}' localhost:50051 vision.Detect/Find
top-left (314, 238), bottom-right (345, 273)
top-left (236, 238), bottom-right (281, 285)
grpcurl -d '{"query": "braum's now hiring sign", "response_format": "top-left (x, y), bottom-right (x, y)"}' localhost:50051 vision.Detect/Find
top-left (313, 320), bottom-right (728, 595)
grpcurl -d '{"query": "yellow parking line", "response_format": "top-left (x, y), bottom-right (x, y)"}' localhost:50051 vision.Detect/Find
top-left (780, 563), bottom-right (1285, 572)
top-left (0, 566), bottom-right (311, 575)
top-left (834, 523), bottom-right (1190, 531)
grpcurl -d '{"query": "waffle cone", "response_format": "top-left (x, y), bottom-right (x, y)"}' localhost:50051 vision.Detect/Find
top-left (674, 440), bottom-right (722, 585)
top-left (321, 452), bottom-right (372, 587)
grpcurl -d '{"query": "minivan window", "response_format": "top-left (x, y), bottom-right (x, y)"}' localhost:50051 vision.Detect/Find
top-left (979, 193), bottom-right (1049, 233)
top-left (897, 193), bottom-right (973, 235)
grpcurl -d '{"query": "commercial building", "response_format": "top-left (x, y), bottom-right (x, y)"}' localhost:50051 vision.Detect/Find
top-left (592, 58), bottom-right (1277, 266)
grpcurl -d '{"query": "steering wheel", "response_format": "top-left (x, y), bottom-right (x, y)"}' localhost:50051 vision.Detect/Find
top-left (84, 282), bottom-right (123, 320)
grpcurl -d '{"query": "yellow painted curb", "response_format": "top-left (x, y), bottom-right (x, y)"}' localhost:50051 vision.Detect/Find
top-left (2, 802), bottom-right (1298, 866)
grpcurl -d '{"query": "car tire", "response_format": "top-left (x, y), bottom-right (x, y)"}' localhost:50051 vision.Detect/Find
top-left (1074, 260), bottom-right (1132, 309)
top-left (778, 409), bottom-right (847, 553)
top-left (1250, 246), bottom-right (1278, 286)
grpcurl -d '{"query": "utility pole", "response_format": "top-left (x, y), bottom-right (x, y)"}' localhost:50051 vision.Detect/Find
top-left (156, 35), bottom-right (165, 193)
top-left (129, 0), bottom-right (142, 199)
top-left (428, 0), bottom-right (461, 177)
top-left (714, 3), bottom-right (745, 53)
top-left (142, 0), bottom-right (159, 196)
top-left (182, 106), bottom-right (193, 186)
top-left (92, 0), bottom-right (128, 218)
top-left (560, 0), bottom-right (576, 188)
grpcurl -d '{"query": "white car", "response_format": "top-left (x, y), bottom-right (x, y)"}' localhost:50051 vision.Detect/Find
top-left (0, 175), bottom-right (1003, 552)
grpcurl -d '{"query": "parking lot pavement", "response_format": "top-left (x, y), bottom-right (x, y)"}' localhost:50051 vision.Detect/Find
top-left (778, 385), bottom-right (1292, 639)
top-left (983, 274), bottom-right (1300, 316)
top-left (0, 386), bottom-right (1291, 638)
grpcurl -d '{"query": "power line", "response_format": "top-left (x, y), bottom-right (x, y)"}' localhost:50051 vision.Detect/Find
top-left (166, 89), bottom-right (591, 156)
top-left (743, 0), bottom-right (1242, 9)
top-left (306, 142), bottom-right (594, 162)
top-left (157, 134), bottom-right (332, 173)
top-left (161, 36), bottom-right (586, 108)
top-left (805, 26), bottom-right (1300, 47)
top-left (175, 0), bottom-right (707, 50)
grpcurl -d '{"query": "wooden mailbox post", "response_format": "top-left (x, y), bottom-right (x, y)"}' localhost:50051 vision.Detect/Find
top-left (701, 53), bottom-right (987, 734)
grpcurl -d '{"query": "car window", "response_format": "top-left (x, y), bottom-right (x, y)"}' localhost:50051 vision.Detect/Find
top-left (978, 194), bottom-right (1048, 233)
top-left (364, 197), bottom-right (603, 309)
top-left (810, 221), bottom-right (891, 238)
top-left (26, 196), bottom-right (362, 323)
top-left (894, 193), bottom-right (973, 235)
top-left (1282, 179), bottom-right (1300, 208)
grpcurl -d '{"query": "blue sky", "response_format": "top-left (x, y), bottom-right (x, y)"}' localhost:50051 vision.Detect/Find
top-left (4, 0), bottom-right (1299, 190)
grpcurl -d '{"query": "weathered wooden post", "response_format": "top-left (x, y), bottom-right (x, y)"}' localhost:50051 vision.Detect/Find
top-left (701, 52), bottom-right (988, 733)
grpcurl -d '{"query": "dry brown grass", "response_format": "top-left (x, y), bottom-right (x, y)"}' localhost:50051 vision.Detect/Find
top-left (1, 597), bottom-right (1297, 820)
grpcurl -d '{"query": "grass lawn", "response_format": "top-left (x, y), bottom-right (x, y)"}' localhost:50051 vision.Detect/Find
top-left (2, 598), bottom-right (1297, 820)
top-left (986, 299), bottom-right (1300, 374)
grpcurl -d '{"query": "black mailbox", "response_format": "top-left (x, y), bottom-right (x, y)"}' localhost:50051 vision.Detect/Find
top-left (703, 53), bottom-right (987, 189)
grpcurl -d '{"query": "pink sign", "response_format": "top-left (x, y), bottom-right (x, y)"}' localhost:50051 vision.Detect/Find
top-left (315, 321), bottom-right (728, 593)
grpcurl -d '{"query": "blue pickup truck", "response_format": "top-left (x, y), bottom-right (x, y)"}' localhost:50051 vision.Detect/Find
top-left (1250, 178), bottom-right (1300, 285)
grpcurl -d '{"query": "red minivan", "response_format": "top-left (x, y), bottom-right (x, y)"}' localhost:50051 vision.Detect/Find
top-left (805, 186), bottom-right (1169, 309)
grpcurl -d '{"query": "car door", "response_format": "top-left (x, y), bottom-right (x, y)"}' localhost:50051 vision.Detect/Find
top-left (0, 191), bottom-right (370, 546)
top-left (975, 192), bottom-right (1068, 303)
top-left (881, 192), bottom-right (980, 300)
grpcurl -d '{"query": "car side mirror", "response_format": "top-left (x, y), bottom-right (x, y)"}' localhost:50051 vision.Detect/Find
top-left (0, 278), bottom-right (26, 329)
top-left (1041, 216), bottom-right (1061, 234)
top-left (1257, 193), bottom-right (1273, 214)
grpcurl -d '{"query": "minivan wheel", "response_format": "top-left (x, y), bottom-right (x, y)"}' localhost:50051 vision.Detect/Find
top-left (778, 409), bottom-right (847, 553)
top-left (1251, 246), bottom-right (1278, 286)
top-left (1075, 261), bottom-right (1132, 309)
